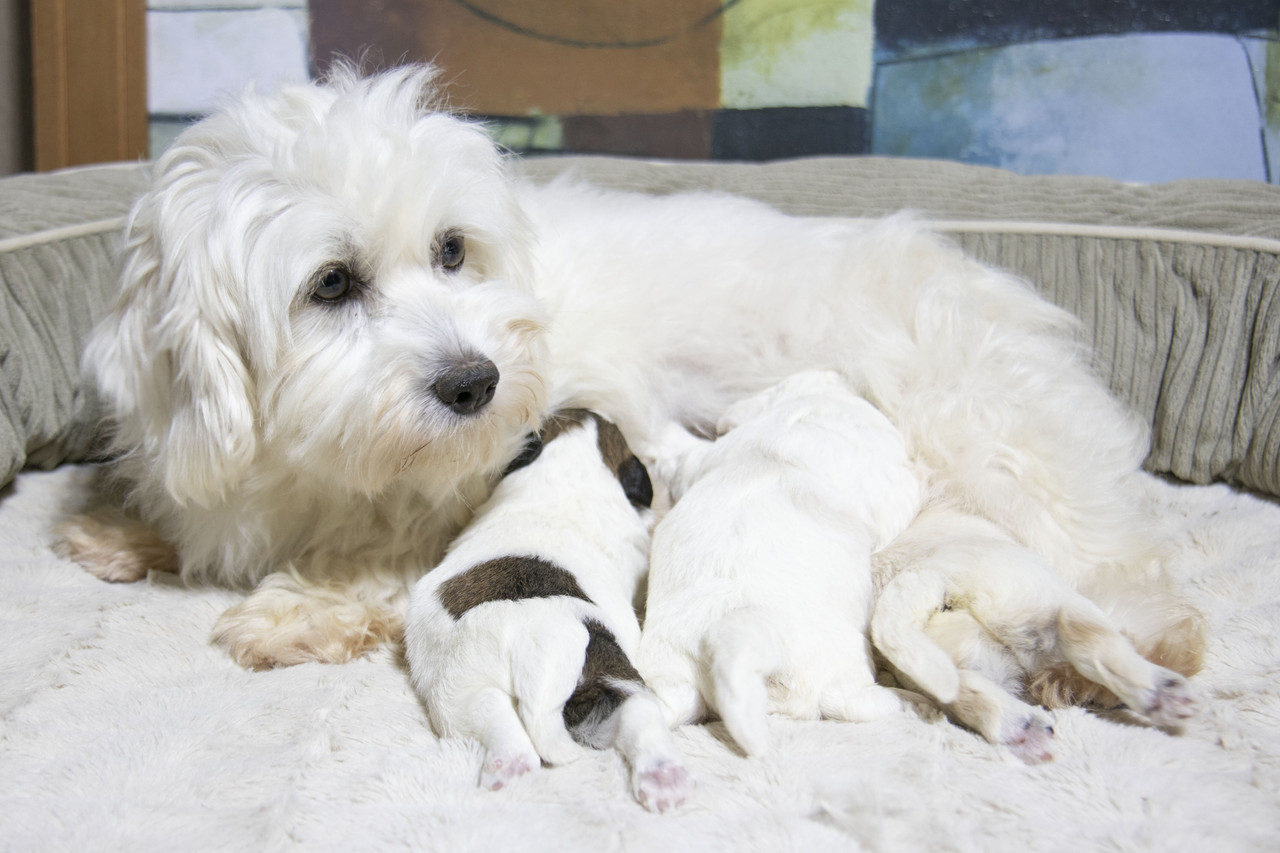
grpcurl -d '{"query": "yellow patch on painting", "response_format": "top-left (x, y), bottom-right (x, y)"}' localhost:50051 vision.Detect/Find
top-left (720, 0), bottom-right (874, 109)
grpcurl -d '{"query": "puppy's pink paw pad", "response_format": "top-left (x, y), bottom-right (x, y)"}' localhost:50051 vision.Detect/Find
top-left (1143, 675), bottom-right (1198, 729)
top-left (1006, 717), bottom-right (1054, 765)
top-left (634, 759), bottom-right (694, 813)
top-left (480, 753), bottom-right (536, 791)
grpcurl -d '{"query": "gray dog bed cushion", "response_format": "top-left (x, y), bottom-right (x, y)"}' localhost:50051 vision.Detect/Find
top-left (2, 156), bottom-right (1278, 495)
top-left (0, 164), bottom-right (149, 487)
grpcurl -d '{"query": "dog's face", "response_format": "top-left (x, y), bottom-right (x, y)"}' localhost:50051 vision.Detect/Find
top-left (93, 67), bottom-right (548, 506)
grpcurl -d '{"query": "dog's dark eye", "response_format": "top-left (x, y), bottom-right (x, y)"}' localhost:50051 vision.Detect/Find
top-left (313, 266), bottom-right (355, 302)
top-left (439, 234), bottom-right (465, 272)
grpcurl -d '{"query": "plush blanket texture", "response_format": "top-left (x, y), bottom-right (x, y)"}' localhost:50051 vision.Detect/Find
top-left (2, 465), bottom-right (1277, 851)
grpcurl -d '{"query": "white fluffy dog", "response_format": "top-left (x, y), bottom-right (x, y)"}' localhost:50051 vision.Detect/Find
top-left (639, 370), bottom-right (918, 756)
top-left (404, 409), bottom-right (691, 812)
top-left (61, 65), bottom-right (1204, 721)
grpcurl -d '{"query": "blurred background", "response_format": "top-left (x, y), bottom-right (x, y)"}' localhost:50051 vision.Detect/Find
top-left (2, 0), bottom-right (1277, 182)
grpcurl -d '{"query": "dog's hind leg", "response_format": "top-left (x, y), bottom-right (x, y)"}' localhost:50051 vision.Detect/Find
top-left (951, 669), bottom-right (1055, 764)
top-left (635, 632), bottom-right (708, 728)
top-left (1052, 596), bottom-right (1198, 729)
top-left (705, 608), bottom-right (781, 757)
top-left (871, 569), bottom-right (961, 704)
top-left (924, 610), bottom-right (1055, 764)
top-left (611, 689), bottom-right (695, 813)
top-left (465, 687), bottom-right (543, 791)
top-left (511, 623), bottom-right (590, 767)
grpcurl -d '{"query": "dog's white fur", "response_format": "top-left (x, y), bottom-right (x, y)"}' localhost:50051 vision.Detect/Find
top-left (61, 66), bottom-right (1204, 712)
top-left (639, 370), bottom-right (919, 756)
top-left (404, 411), bottom-right (691, 811)
top-left (871, 506), bottom-right (1202, 762)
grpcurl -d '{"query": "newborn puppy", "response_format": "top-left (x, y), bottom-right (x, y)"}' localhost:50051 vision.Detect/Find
top-left (404, 410), bottom-right (692, 812)
top-left (639, 370), bottom-right (919, 756)
top-left (871, 506), bottom-right (1199, 763)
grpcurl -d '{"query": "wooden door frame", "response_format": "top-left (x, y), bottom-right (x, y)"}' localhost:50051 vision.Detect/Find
top-left (31, 0), bottom-right (146, 171)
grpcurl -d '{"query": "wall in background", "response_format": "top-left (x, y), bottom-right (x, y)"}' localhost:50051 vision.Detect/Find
top-left (147, 0), bottom-right (309, 156)
top-left (147, 0), bottom-right (1280, 183)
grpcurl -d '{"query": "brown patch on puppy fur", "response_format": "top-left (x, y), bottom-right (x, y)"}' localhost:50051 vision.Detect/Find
top-left (563, 618), bottom-right (646, 748)
top-left (438, 555), bottom-right (591, 619)
top-left (537, 408), bottom-right (592, 444)
top-left (532, 409), bottom-right (653, 508)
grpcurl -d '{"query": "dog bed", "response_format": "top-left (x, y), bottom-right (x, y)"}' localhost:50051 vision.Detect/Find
top-left (2, 158), bottom-right (1278, 850)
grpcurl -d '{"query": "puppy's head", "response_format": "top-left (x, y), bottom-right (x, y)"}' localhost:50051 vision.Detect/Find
top-left (715, 369), bottom-right (850, 435)
top-left (508, 410), bottom-right (654, 510)
top-left (91, 65), bottom-right (548, 506)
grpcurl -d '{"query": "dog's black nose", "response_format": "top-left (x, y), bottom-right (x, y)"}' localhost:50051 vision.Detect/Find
top-left (434, 358), bottom-right (500, 415)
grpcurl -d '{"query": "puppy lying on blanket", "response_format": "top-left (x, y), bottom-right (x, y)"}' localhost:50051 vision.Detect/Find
top-left (871, 506), bottom-right (1200, 763)
top-left (639, 370), bottom-right (917, 756)
top-left (404, 409), bottom-right (692, 812)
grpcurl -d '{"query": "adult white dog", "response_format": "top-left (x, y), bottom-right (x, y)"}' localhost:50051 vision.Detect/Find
top-left (61, 66), bottom-right (1204, 715)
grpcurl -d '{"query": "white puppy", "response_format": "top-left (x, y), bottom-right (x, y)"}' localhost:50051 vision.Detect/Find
top-left (639, 370), bottom-right (918, 756)
top-left (404, 410), bottom-right (692, 812)
top-left (61, 66), bottom-right (1204, 717)
top-left (871, 506), bottom-right (1200, 763)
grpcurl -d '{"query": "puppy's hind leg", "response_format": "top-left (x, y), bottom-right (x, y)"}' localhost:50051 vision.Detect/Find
top-left (612, 689), bottom-right (695, 813)
top-left (465, 687), bottom-right (543, 791)
top-left (926, 610), bottom-right (1055, 764)
top-left (952, 670), bottom-right (1055, 764)
top-left (564, 620), bottom-right (693, 812)
top-left (705, 608), bottom-right (781, 757)
top-left (870, 569), bottom-right (961, 704)
top-left (1053, 597), bottom-right (1198, 729)
top-left (511, 622), bottom-right (591, 767)
top-left (635, 636), bottom-right (706, 728)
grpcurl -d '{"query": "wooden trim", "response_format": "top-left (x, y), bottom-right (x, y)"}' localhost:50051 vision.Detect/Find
top-left (32, 0), bottom-right (146, 171)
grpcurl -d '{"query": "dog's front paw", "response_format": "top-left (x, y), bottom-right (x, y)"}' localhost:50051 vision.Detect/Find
top-left (1004, 713), bottom-right (1054, 764)
top-left (56, 511), bottom-right (178, 583)
top-left (212, 582), bottom-right (399, 669)
top-left (1137, 672), bottom-right (1198, 729)
top-left (633, 757), bottom-right (694, 813)
top-left (480, 751), bottom-right (538, 791)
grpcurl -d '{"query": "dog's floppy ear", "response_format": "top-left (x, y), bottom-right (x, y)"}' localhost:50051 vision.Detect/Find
top-left (89, 165), bottom-right (257, 508)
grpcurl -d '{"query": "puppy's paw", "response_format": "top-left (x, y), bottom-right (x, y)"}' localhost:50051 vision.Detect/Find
top-left (480, 750), bottom-right (538, 791)
top-left (633, 757), bottom-right (694, 813)
top-left (1137, 672), bottom-right (1198, 729)
top-left (1004, 713), bottom-right (1054, 765)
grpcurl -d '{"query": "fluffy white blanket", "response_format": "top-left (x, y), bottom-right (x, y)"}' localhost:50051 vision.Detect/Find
top-left (2, 466), bottom-right (1278, 851)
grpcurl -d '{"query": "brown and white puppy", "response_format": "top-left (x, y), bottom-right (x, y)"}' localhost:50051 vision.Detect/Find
top-left (404, 410), bottom-right (692, 812)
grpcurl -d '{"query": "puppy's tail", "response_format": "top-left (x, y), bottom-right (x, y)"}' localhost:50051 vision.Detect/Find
top-left (705, 608), bottom-right (783, 757)
top-left (561, 619), bottom-right (647, 750)
top-left (871, 569), bottom-right (961, 704)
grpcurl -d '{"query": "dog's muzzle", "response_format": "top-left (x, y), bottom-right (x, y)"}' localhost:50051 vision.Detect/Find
top-left (434, 357), bottom-right (500, 415)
